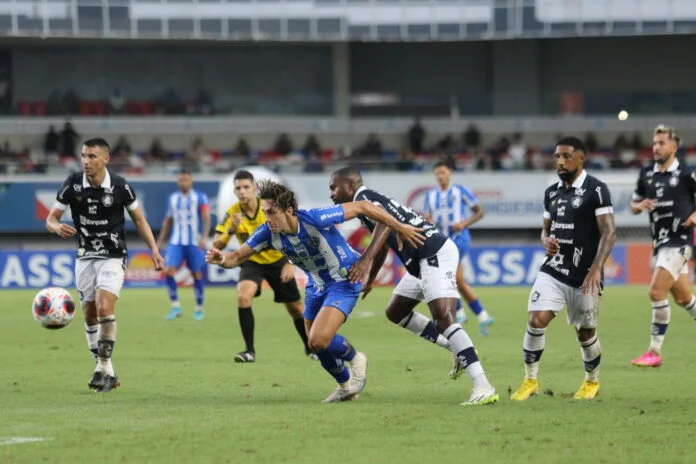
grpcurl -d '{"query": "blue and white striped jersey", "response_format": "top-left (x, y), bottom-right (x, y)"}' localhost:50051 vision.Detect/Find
top-left (166, 190), bottom-right (210, 246)
top-left (423, 184), bottom-right (478, 239)
top-left (245, 205), bottom-right (360, 289)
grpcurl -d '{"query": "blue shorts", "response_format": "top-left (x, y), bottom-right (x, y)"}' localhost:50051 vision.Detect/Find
top-left (303, 281), bottom-right (362, 321)
top-left (165, 244), bottom-right (206, 273)
top-left (452, 233), bottom-right (471, 261)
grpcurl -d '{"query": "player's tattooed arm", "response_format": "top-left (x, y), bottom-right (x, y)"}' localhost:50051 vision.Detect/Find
top-left (156, 215), bottom-right (173, 249)
top-left (582, 213), bottom-right (617, 295)
top-left (206, 243), bottom-right (254, 269)
top-left (540, 217), bottom-right (559, 256)
top-left (348, 222), bottom-right (391, 284)
top-left (453, 204), bottom-right (484, 232)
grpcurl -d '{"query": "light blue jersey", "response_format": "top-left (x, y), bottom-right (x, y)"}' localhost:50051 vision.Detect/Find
top-left (245, 205), bottom-right (361, 290)
top-left (423, 184), bottom-right (478, 259)
top-left (166, 190), bottom-right (210, 246)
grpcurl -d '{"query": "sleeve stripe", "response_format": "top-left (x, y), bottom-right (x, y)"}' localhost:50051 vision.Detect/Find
top-left (595, 206), bottom-right (613, 216)
top-left (543, 211), bottom-right (551, 219)
top-left (53, 202), bottom-right (67, 211)
top-left (632, 194), bottom-right (644, 201)
top-left (126, 200), bottom-right (139, 211)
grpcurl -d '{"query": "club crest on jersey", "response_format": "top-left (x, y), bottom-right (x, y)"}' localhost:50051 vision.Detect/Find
top-left (102, 195), bottom-right (113, 207)
top-left (572, 197), bottom-right (583, 208)
top-left (669, 176), bottom-right (679, 186)
top-left (531, 291), bottom-right (540, 302)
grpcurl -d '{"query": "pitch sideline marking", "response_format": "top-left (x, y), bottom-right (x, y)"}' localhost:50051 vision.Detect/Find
top-left (0, 437), bottom-right (48, 446)
top-left (355, 311), bottom-right (375, 318)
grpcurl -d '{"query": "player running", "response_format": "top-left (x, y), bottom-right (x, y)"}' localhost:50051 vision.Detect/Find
top-left (157, 170), bottom-right (211, 321)
top-left (630, 125), bottom-right (696, 368)
top-left (422, 159), bottom-right (494, 334)
top-left (212, 170), bottom-right (313, 362)
top-left (329, 167), bottom-right (499, 406)
top-left (510, 136), bottom-right (616, 401)
top-left (206, 180), bottom-right (425, 402)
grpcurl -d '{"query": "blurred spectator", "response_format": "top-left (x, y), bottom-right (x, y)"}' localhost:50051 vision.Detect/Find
top-left (113, 135), bottom-right (132, 157)
top-left (303, 135), bottom-right (322, 156)
top-left (508, 133), bottom-right (527, 169)
top-left (44, 125), bottom-right (60, 157)
top-left (613, 134), bottom-right (629, 153)
top-left (630, 132), bottom-right (645, 150)
top-left (359, 133), bottom-right (383, 157)
top-left (109, 89), bottom-right (126, 115)
top-left (396, 149), bottom-right (415, 172)
top-left (195, 89), bottom-right (214, 115)
top-left (584, 132), bottom-right (599, 153)
top-left (234, 137), bottom-right (251, 158)
top-left (60, 122), bottom-right (79, 157)
top-left (155, 87), bottom-right (183, 115)
top-left (47, 90), bottom-right (62, 115)
top-left (408, 117), bottom-right (426, 154)
top-left (63, 90), bottom-right (79, 115)
top-left (148, 138), bottom-right (168, 161)
top-left (435, 134), bottom-right (456, 155)
top-left (186, 137), bottom-right (211, 168)
top-left (463, 124), bottom-right (481, 152)
top-left (274, 133), bottom-right (293, 156)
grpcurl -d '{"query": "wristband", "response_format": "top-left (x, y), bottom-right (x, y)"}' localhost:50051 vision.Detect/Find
top-left (219, 255), bottom-right (226, 265)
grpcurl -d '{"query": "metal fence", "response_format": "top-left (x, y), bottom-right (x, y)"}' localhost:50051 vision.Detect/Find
top-left (0, 0), bottom-right (694, 41)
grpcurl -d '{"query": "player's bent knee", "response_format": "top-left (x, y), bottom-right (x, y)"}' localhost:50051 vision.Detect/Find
top-left (648, 287), bottom-right (668, 302)
top-left (285, 301), bottom-right (303, 318)
top-left (576, 328), bottom-right (595, 342)
top-left (529, 312), bottom-right (552, 329)
top-left (676, 297), bottom-right (692, 307)
top-left (192, 271), bottom-right (203, 280)
top-left (307, 333), bottom-right (331, 352)
top-left (237, 295), bottom-right (254, 308)
top-left (165, 267), bottom-right (177, 277)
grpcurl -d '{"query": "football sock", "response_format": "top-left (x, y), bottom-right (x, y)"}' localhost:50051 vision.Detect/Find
top-left (325, 334), bottom-right (356, 362)
top-left (523, 324), bottom-right (546, 379)
top-left (292, 317), bottom-right (311, 351)
top-left (442, 323), bottom-right (492, 390)
top-left (580, 334), bottom-right (601, 382)
top-left (468, 299), bottom-right (483, 315)
top-left (96, 316), bottom-right (116, 376)
top-left (650, 299), bottom-right (670, 354)
top-left (193, 278), bottom-right (204, 308)
top-left (238, 307), bottom-right (255, 353)
top-left (398, 312), bottom-right (449, 348)
top-left (314, 349), bottom-right (350, 384)
top-left (85, 323), bottom-right (99, 360)
top-left (679, 295), bottom-right (696, 319)
top-left (165, 276), bottom-right (178, 305)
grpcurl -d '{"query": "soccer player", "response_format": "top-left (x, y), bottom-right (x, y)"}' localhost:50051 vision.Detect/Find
top-left (206, 180), bottom-right (424, 402)
top-left (157, 170), bottom-right (211, 321)
top-left (630, 125), bottom-right (696, 367)
top-left (510, 136), bottom-right (616, 401)
top-left (212, 170), bottom-right (313, 362)
top-left (46, 138), bottom-right (164, 392)
top-left (329, 167), bottom-right (499, 406)
top-left (422, 159), bottom-right (494, 334)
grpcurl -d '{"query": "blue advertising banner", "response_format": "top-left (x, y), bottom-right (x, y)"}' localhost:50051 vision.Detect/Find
top-left (0, 244), bottom-right (627, 289)
top-left (0, 179), bottom-right (221, 232)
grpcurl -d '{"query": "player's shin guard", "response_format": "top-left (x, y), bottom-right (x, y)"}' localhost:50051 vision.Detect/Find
top-left (523, 324), bottom-right (546, 379)
top-left (96, 316), bottom-right (116, 376)
top-left (398, 312), bottom-right (449, 348)
top-left (315, 349), bottom-right (350, 383)
top-left (326, 334), bottom-right (356, 362)
top-left (442, 324), bottom-right (492, 390)
top-left (679, 295), bottom-right (696, 320)
top-left (193, 278), bottom-right (204, 308)
top-left (580, 334), bottom-right (601, 382)
top-left (85, 323), bottom-right (99, 360)
top-left (650, 300), bottom-right (670, 354)
top-left (165, 276), bottom-right (179, 305)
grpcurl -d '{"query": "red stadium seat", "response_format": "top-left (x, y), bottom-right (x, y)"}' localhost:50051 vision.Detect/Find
top-left (18, 101), bottom-right (32, 116)
top-left (33, 101), bottom-right (48, 115)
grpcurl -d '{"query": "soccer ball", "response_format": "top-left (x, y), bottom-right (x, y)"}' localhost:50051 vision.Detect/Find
top-left (32, 287), bottom-right (76, 329)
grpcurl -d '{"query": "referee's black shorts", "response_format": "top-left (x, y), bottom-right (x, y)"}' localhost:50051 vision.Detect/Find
top-left (239, 259), bottom-right (301, 303)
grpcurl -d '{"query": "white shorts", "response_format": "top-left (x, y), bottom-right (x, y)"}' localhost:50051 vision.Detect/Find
top-left (528, 272), bottom-right (599, 329)
top-left (393, 239), bottom-right (460, 303)
top-left (652, 246), bottom-right (691, 281)
top-left (75, 258), bottom-right (125, 305)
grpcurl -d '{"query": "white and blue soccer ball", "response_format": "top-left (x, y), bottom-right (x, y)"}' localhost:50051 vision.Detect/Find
top-left (32, 287), bottom-right (76, 330)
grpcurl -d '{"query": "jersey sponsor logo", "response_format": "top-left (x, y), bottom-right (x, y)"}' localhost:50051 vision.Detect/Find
top-left (573, 247), bottom-right (583, 267)
top-left (653, 200), bottom-right (674, 207)
top-left (557, 206), bottom-right (566, 217)
top-left (79, 215), bottom-right (108, 226)
top-left (73, 184), bottom-right (82, 192)
top-left (87, 198), bottom-right (99, 204)
top-left (551, 221), bottom-right (574, 230)
top-left (574, 188), bottom-right (586, 196)
top-left (91, 239), bottom-right (104, 251)
top-left (88, 205), bottom-right (97, 215)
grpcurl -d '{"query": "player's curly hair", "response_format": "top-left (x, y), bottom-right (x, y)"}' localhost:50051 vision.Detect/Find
top-left (257, 180), bottom-right (299, 215)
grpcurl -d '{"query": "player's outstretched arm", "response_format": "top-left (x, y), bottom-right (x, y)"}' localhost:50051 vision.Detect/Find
top-left (348, 221), bottom-right (392, 284)
top-left (342, 200), bottom-right (425, 248)
top-left (581, 212), bottom-right (617, 295)
top-left (46, 206), bottom-right (77, 238)
top-left (206, 244), bottom-right (254, 269)
top-left (127, 205), bottom-right (164, 270)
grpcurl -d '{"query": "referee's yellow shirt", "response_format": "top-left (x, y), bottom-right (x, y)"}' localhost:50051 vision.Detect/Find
top-left (215, 202), bottom-right (284, 265)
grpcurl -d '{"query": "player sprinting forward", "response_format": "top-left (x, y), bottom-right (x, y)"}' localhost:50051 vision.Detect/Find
top-left (510, 136), bottom-right (616, 401)
top-left (212, 170), bottom-right (314, 363)
top-left (206, 180), bottom-right (425, 402)
top-left (422, 159), bottom-right (494, 334)
top-left (630, 125), bottom-right (696, 368)
top-left (46, 138), bottom-right (164, 392)
top-left (330, 167), bottom-right (499, 406)
top-left (157, 170), bottom-right (211, 321)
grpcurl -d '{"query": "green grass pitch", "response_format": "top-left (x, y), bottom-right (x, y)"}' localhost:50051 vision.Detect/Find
top-left (2, 285), bottom-right (696, 463)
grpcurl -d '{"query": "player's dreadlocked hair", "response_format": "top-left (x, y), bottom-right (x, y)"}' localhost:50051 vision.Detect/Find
top-left (257, 180), bottom-right (299, 215)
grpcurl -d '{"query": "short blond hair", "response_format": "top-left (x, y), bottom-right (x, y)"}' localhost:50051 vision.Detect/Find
top-left (654, 124), bottom-right (681, 146)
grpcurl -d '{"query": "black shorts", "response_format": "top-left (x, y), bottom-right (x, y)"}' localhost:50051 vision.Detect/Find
top-left (239, 259), bottom-right (301, 303)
